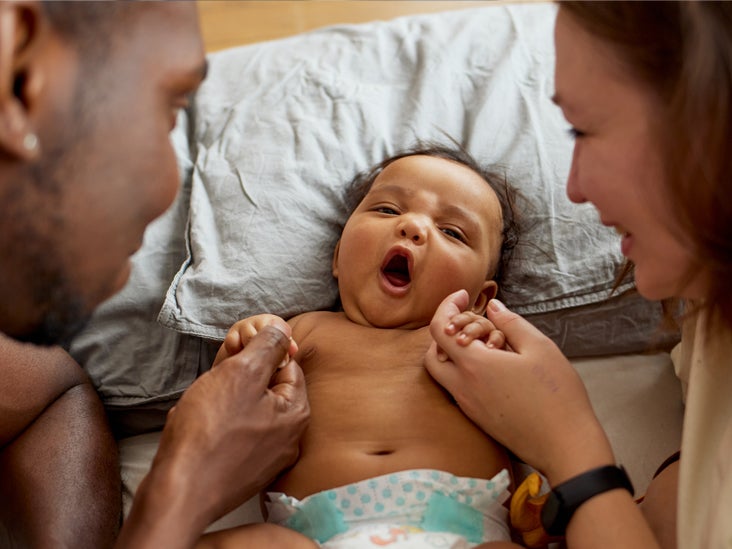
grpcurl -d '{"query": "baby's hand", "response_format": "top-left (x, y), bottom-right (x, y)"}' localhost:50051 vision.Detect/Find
top-left (213, 314), bottom-right (298, 367)
top-left (444, 311), bottom-right (506, 349)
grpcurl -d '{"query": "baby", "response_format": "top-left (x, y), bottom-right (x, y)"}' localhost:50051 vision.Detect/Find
top-left (199, 145), bottom-right (521, 548)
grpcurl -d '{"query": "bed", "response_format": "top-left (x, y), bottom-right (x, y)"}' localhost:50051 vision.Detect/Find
top-left (69, 1), bottom-right (684, 536)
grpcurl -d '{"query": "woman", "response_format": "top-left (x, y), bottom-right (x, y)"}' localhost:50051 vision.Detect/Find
top-left (426, 3), bottom-right (732, 548)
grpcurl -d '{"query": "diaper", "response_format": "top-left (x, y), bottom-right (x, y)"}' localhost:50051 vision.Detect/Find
top-left (266, 468), bottom-right (511, 547)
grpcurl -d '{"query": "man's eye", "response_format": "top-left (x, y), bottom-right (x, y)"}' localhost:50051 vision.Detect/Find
top-left (169, 108), bottom-right (182, 132)
top-left (441, 228), bottom-right (465, 242)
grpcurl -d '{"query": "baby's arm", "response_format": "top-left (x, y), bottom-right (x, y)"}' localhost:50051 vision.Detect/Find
top-left (213, 314), bottom-right (298, 367)
top-left (442, 311), bottom-right (506, 349)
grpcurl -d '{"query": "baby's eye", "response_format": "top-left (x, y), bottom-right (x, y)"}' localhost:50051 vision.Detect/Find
top-left (441, 227), bottom-right (465, 242)
top-left (376, 206), bottom-right (399, 215)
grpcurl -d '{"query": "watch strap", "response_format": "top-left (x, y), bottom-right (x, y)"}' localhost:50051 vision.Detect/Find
top-left (541, 465), bottom-right (634, 536)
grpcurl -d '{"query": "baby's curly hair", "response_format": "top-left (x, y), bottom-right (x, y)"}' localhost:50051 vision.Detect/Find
top-left (345, 143), bottom-right (521, 289)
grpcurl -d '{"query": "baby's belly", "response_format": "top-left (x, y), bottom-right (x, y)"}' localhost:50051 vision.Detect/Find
top-left (270, 389), bottom-right (511, 499)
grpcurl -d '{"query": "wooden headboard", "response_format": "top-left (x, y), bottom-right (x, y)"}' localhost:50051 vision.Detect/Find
top-left (197, 1), bottom-right (490, 52)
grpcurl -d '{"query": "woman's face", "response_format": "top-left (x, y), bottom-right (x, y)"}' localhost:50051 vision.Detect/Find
top-left (553, 7), bottom-right (708, 301)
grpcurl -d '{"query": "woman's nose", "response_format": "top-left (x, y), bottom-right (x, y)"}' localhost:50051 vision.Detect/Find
top-left (565, 146), bottom-right (587, 204)
top-left (397, 215), bottom-right (429, 243)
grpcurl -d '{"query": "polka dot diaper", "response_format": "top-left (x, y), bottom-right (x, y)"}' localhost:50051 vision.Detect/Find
top-left (265, 468), bottom-right (511, 547)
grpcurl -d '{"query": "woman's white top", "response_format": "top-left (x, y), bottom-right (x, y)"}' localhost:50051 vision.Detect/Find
top-left (673, 310), bottom-right (732, 547)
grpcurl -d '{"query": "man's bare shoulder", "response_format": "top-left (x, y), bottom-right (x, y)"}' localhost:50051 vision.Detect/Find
top-left (0, 334), bottom-right (87, 445)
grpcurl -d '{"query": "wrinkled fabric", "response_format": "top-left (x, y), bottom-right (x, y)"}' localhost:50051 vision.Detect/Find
top-left (69, 5), bottom-right (675, 435)
top-left (158, 4), bottom-right (647, 341)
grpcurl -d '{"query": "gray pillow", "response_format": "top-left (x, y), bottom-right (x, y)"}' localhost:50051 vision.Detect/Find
top-left (71, 4), bottom-right (676, 436)
top-left (158, 4), bottom-right (672, 350)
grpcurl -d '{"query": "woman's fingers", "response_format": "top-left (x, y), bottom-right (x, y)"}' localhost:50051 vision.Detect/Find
top-left (484, 299), bottom-right (549, 354)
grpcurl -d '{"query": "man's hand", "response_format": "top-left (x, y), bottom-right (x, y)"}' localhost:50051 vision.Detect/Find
top-left (118, 323), bottom-right (309, 549)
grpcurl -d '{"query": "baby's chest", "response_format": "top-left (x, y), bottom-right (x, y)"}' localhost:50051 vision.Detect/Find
top-left (297, 326), bottom-right (432, 380)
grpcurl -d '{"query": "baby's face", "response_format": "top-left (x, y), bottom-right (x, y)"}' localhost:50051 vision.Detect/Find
top-left (333, 155), bottom-right (503, 329)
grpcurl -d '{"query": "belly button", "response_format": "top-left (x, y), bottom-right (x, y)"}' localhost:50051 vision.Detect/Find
top-left (370, 449), bottom-right (395, 456)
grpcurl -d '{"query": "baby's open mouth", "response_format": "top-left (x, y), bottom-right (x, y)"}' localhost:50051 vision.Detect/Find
top-left (382, 253), bottom-right (411, 287)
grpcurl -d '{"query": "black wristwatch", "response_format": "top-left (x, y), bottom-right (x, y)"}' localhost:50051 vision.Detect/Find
top-left (541, 465), bottom-right (634, 536)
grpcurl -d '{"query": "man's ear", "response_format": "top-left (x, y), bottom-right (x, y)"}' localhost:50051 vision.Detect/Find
top-left (0, 2), bottom-right (45, 161)
top-left (331, 239), bottom-right (341, 279)
top-left (470, 280), bottom-right (498, 315)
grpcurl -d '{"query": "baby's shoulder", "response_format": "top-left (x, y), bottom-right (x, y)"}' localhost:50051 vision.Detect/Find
top-left (289, 310), bottom-right (348, 339)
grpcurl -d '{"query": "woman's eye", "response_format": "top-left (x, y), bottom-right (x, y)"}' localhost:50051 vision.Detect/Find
top-left (567, 127), bottom-right (585, 140)
top-left (441, 228), bottom-right (465, 242)
top-left (376, 206), bottom-right (399, 215)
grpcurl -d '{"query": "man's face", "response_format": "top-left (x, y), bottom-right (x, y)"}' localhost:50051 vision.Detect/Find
top-left (0, 3), bottom-right (206, 344)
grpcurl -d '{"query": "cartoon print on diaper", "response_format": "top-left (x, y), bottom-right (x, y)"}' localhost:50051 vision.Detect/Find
top-left (370, 525), bottom-right (421, 545)
top-left (322, 523), bottom-right (476, 548)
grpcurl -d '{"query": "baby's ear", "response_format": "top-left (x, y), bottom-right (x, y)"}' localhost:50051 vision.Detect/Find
top-left (331, 239), bottom-right (342, 279)
top-left (471, 280), bottom-right (498, 315)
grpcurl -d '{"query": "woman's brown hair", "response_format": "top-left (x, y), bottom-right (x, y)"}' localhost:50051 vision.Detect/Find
top-left (562, 2), bottom-right (732, 327)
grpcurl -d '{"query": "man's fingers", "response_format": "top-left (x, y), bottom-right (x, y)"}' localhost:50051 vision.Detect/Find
top-left (269, 360), bottom-right (308, 405)
top-left (225, 324), bottom-right (292, 385)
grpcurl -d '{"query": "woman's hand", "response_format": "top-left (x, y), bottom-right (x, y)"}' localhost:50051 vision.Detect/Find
top-left (425, 290), bottom-right (614, 485)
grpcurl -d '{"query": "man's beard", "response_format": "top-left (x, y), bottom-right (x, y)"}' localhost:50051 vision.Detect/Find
top-left (18, 281), bottom-right (92, 349)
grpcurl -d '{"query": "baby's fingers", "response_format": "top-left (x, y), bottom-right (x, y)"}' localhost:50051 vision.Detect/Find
top-left (445, 312), bottom-right (483, 334)
top-left (487, 329), bottom-right (506, 349)
top-left (455, 317), bottom-right (497, 346)
top-left (219, 329), bottom-right (244, 363)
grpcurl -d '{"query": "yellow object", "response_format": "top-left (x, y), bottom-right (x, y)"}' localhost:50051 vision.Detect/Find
top-left (509, 472), bottom-right (563, 548)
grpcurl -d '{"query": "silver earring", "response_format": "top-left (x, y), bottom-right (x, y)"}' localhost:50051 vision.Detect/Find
top-left (23, 133), bottom-right (38, 152)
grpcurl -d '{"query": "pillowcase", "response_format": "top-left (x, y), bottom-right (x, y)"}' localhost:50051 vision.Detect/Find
top-left (158, 3), bottom-right (674, 354)
top-left (71, 4), bottom-right (678, 437)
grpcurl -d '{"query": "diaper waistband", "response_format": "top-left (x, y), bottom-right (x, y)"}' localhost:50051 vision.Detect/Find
top-left (266, 468), bottom-right (510, 544)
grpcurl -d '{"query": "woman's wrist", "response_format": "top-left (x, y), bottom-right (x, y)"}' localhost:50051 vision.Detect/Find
top-left (541, 465), bottom-right (634, 536)
top-left (543, 418), bottom-right (615, 486)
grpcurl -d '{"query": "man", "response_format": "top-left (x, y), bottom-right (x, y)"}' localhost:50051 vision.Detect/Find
top-left (0, 2), bottom-right (309, 547)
